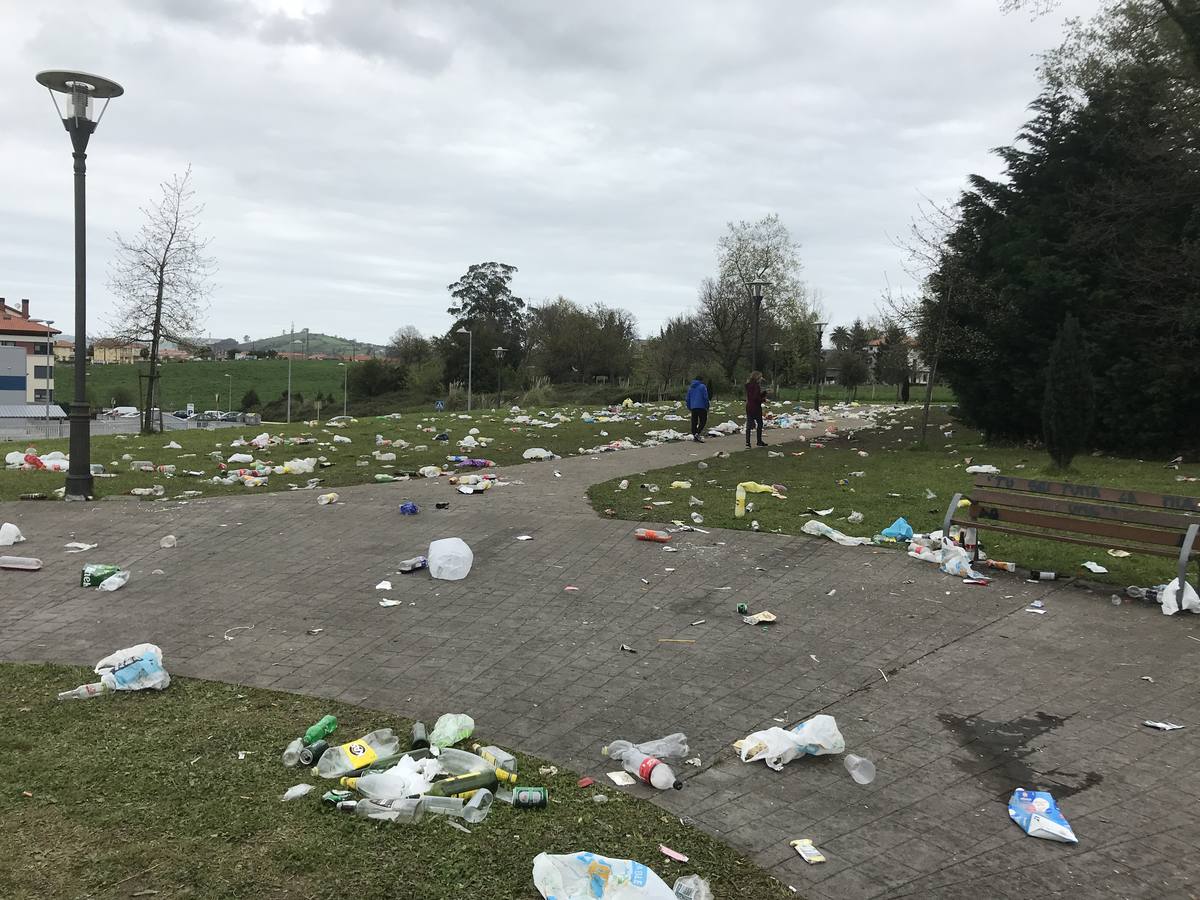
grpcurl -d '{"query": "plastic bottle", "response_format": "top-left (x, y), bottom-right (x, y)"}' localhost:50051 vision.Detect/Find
top-left (472, 743), bottom-right (517, 772)
top-left (399, 555), bottom-right (428, 573)
top-left (317, 729), bottom-right (400, 778)
top-left (57, 681), bottom-right (108, 701)
top-left (421, 796), bottom-right (465, 817)
top-left (304, 715), bottom-right (338, 745)
top-left (299, 739), bottom-right (329, 766)
top-left (354, 797), bottom-right (425, 823)
top-left (282, 738), bottom-right (304, 767)
top-left (604, 743), bottom-right (680, 790)
top-left (635, 528), bottom-right (671, 543)
top-left (410, 722), bottom-right (430, 750)
top-left (462, 788), bottom-right (494, 824)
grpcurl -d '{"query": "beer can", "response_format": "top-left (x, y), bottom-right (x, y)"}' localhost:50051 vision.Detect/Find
top-left (736, 603), bottom-right (749, 615)
top-left (512, 786), bottom-right (548, 809)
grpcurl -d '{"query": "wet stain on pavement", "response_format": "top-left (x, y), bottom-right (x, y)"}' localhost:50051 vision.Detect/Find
top-left (938, 710), bottom-right (1103, 800)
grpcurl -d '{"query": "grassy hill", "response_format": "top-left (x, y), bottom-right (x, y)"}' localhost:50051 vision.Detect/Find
top-left (237, 331), bottom-right (385, 356)
top-left (56, 359), bottom-right (349, 413)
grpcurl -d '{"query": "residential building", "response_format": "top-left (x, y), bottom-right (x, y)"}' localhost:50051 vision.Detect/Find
top-left (91, 338), bottom-right (147, 365)
top-left (0, 297), bottom-right (60, 403)
top-left (54, 340), bottom-right (75, 362)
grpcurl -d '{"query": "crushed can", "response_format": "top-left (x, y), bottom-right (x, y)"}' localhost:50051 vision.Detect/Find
top-left (512, 786), bottom-right (548, 809)
top-left (81, 564), bottom-right (122, 588)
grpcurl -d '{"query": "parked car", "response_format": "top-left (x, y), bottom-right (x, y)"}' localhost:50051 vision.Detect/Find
top-left (170, 409), bottom-right (194, 420)
top-left (218, 411), bottom-right (242, 421)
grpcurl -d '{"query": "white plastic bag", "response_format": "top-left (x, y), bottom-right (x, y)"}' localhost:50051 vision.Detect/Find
top-left (1160, 577), bottom-right (1200, 615)
top-left (428, 538), bottom-right (473, 580)
top-left (94, 643), bottom-right (170, 692)
top-left (533, 851), bottom-right (675, 899)
top-left (740, 715), bottom-right (845, 771)
top-left (0, 522), bottom-right (24, 546)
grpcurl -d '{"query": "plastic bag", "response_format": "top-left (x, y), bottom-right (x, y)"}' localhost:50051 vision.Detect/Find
top-left (739, 715), bottom-right (845, 771)
top-left (801, 519), bottom-right (872, 547)
top-left (0, 522), bottom-right (24, 546)
top-left (672, 875), bottom-right (713, 900)
top-left (734, 481), bottom-right (779, 518)
top-left (96, 570), bottom-right (131, 592)
top-left (881, 517), bottom-right (913, 541)
top-left (938, 543), bottom-right (984, 579)
top-left (94, 643), bottom-right (170, 692)
top-left (1007, 789), bottom-right (1077, 843)
top-left (428, 537), bottom-right (473, 580)
top-left (533, 851), bottom-right (675, 899)
top-left (1160, 577), bottom-right (1200, 615)
top-left (429, 712), bottom-right (475, 748)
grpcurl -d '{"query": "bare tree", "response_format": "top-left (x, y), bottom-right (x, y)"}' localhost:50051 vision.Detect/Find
top-left (108, 167), bottom-right (214, 432)
top-left (695, 277), bottom-right (750, 383)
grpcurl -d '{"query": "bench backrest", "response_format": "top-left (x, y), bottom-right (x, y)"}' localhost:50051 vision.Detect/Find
top-left (965, 473), bottom-right (1200, 553)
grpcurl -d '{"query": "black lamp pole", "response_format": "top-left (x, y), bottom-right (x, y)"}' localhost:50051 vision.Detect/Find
top-left (814, 321), bottom-right (827, 413)
top-left (748, 279), bottom-right (769, 372)
top-left (36, 70), bottom-right (123, 500)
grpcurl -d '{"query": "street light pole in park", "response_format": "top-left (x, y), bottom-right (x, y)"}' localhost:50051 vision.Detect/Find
top-left (770, 340), bottom-right (782, 395)
top-left (492, 346), bottom-right (507, 408)
top-left (338, 362), bottom-right (347, 417)
top-left (457, 326), bottom-right (473, 411)
top-left (747, 277), bottom-right (770, 372)
top-left (286, 331), bottom-right (304, 423)
top-left (36, 69), bottom-right (123, 499)
top-left (813, 322), bottom-right (827, 413)
top-left (31, 318), bottom-right (55, 437)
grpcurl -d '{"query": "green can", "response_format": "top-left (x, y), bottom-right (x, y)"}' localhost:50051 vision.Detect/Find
top-left (736, 602), bottom-right (749, 615)
top-left (512, 786), bottom-right (548, 809)
top-left (81, 564), bottom-right (122, 588)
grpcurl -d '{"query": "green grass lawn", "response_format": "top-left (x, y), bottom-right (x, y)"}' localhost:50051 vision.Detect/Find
top-left (0, 401), bottom-right (743, 502)
top-left (587, 406), bottom-right (1200, 590)
top-left (0, 663), bottom-right (789, 900)
top-left (56, 359), bottom-right (351, 413)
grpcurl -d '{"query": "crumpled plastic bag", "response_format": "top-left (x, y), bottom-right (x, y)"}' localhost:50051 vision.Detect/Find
top-left (739, 715), bottom-right (845, 770)
top-left (1008, 789), bottom-right (1077, 843)
top-left (532, 851), bottom-right (675, 899)
top-left (0, 522), bottom-right (25, 547)
top-left (734, 481), bottom-right (781, 518)
top-left (881, 517), bottom-right (913, 541)
top-left (523, 447), bottom-right (555, 460)
top-left (1160, 577), bottom-right (1200, 615)
top-left (95, 643), bottom-right (170, 692)
top-left (428, 537), bottom-right (473, 580)
top-left (429, 712), bottom-right (475, 748)
top-left (965, 464), bottom-right (1000, 475)
top-left (801, 519), bottom-right (872, 547)
top-left (938, 543), bottom-right (984, 579)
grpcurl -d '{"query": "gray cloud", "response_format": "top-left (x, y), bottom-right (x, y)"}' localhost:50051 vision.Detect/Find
top-left (2, 0), bottom-right (1095, 344)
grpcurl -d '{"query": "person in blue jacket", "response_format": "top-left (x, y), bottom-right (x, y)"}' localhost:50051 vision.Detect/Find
top-left (686, 375), bottom-right (710, 442)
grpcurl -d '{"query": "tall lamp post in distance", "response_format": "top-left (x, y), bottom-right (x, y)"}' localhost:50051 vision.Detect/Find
top-left (770, 340), bottom-right (782, 396)
top-left (337, 362), bottom-right (348, 417)
top-left (748, 277), bottom-right (770, 372)
top-left (36, 69), bottom-right (123, 499)
top-left (285, 331), bottom-right (304, 423)
top-left (492, 346), bottom-right (507, 408)
top-left (456, 326), bottom-right (473, 411)
top-left (223, 373), bottom-right (232, 415)
top-left (31, 318), bottom-right (55, 437)
top-left (813, 322), bottom-right (827, 413)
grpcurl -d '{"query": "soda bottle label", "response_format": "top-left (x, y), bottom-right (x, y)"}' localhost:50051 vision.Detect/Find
top-left (339, 739), bottom-right (379, 768)
top-left (637, 756), bottom-right (661, 783)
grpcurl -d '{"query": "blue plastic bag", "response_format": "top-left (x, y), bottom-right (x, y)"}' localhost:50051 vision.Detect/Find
top-left (1007, 789), bottom-right (1078, 843)
top-left (881, 517), bottom-right (913, 541)
top-left (399, 501), bottom-right (419, 515)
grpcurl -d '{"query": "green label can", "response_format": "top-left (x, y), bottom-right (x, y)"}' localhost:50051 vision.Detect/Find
top-left (736, 603), bottom-right (749, 615)
top-left (512, 786), bottom-right (548, 808)
top-left (81, 564), bottom-right (121, 588)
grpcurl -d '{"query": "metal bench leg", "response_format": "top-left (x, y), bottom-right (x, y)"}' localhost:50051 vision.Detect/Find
top-left (1179, 523), bottom-right (1199, 596)
top-left (943, 493), bottom-right (963, 538)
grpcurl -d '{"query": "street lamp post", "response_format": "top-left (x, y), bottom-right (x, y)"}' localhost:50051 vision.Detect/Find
top-left (224, 373), bottom-right (232, 415)
top-left (813, 322), bottom-right (827, 413)
top-left (492, 346), bottom-right (507, 408)
top-left (36, 69), bottom-right (123, 499)
top-left (338, 362), bottom-right (348, 416)
top-left (286, 330), bottom-right (304, 423)
top-left (456, 326), bottom-right (473, 411)
top-left (31, 318), bottom-right (55, 437)
top-left (748, 278), bottom-right (770, 372)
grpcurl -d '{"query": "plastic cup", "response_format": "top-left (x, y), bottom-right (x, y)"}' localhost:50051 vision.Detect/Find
top-left (844, 753), bottom-right (876, 785)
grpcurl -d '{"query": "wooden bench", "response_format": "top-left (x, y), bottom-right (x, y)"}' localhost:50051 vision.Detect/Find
top-left (943, 474), bottom-right (1200, 589)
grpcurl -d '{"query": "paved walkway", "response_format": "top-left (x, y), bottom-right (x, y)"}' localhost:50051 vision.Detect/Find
top-left (3, 427), bottom-right (1198, 899)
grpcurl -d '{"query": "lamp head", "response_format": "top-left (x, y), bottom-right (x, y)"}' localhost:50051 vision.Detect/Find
top-left (36, 70), bottom-right (122, 127)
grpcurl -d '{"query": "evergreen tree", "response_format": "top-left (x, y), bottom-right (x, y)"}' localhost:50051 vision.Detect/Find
top-left (239, 388), bottom-right (261, 412)
top-left (1042, 315), bottom-right (1094, 469)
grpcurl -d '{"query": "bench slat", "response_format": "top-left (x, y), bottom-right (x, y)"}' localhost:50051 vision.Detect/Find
top-left (976, 474), bottom-right (1200, 513)
top-left (973, 504), bottom-right (1188, 548)
top-left (970, 489), bottom-right (1192, 530)
top-left (948, 517), bottom-right (1181, 558)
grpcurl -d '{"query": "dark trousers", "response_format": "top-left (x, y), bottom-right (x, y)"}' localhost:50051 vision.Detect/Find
top-left (690, 408), bottom-right (708, 436)
top-left (746, 413), bottom-right (764, 444)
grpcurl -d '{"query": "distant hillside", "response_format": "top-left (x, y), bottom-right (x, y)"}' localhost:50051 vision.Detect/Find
top-left (234, 332), bottom-right (386, 356)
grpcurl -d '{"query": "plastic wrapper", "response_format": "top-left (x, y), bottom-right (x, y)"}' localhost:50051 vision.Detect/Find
top-left (533, 851), bottom-right (675, 899)
top-left (739, 715), bottom-right (845, 771)
top-left (1007, 789), bottom-right (1077, 843)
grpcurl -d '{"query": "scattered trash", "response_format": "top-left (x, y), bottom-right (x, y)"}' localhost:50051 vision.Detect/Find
top-left (317, 492), bottom-right (340, 505)
top-left (57, 643), bottom-right (170, 700)
top-left (620, 643), bottom-right (637, 653)
top-left (97, 570), bottom-right (131, 592)
top-left (222, 625), bottom-right (254, 641)
top-left (565, 585), bottom-right (580, 592)
top-left (1159, 577), bottom-right (1200, 615)
top-left (801, 519), bottom-right (872, 547)
top-left (0, 523), bottom-right (24, 546)
top-left (533, 852), bottom-right (675, 900)
top-left (690, 619), bottom-right (706, 626)
top-left (881, 517), bottom-right (914, 541)
top-left (847, 511), bottom-right (864, 525)
top-left (1141, 675), bottom-right (1155, 683)
top-left (0, 556), bottom-right (42, 571)
top-left (607, 771), bottom-right (635, 786)
top-left (1107, 549), bottom-right (1132, 558)
top-left (734, 481), bottom-right (782, 518)
top-left (1007, 789), bottom-right (1078, 843)
top-left (427, 538), bottom-right (473, 580)
top-left (577, 776), bottom-right (595, 788)
top-left (741, 610), bottom-right (777, 625)
top-left (791, 839), bottom-right (826, 864)
top-left (429, 713), bottom-right (475, 748)
top-left (317, 728), bottom-right (401, 777)
top-left (306, 628), bottom-right (324, 636)
top-left (689, 512), bottom-right (704, 525)
top-left (1082, 561), bottom-right (1108, 574)
top-left (375, 580), bottom-right (392, 591)
top-left (965, 464), bottom-right (1000, 475)
top-left (635, 528), bottom-right (671, 543)
top-left (924, 488), bottom-right (937, 500)
top-left (399, 501), bottom-right (419, 515)
top-left (379, 599), bottom-right (402, 607)
top-left (673, 874), bottom-right (713, 899)
top-left (538, 766), bottom-right (558, 777)
top-left (64, 542), bottom-right (97, 553)
top-left (159, 535), bottom-right (177, 549)
top-left (738, 715), bottom-right (845, 770)
top-left (843, 753), bottom-right (876, 785)
top-left (281, 784), bottom-right (315, 802)
top-left (658, 845), bottom-right (688, 863)
top-left (516, 535), bottom-right (534, 541)
top-left (1143, 720), bottom-right (1184, 731)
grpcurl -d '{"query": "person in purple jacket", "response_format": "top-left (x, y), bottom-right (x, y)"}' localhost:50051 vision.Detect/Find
top-left (686, 374), bottom-right (710, 442)
top-left (745, 371), bottom-right (768, 447)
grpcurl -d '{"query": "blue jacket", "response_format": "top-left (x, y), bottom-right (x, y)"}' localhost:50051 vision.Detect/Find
top-left (686, 379), bottom-right (709, 410)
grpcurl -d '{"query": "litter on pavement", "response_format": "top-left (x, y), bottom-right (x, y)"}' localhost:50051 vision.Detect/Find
top-left (1007, 789), bottom-right (1078, 843)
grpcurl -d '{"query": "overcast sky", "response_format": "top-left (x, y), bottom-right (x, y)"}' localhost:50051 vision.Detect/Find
top-left (1, 0), bottom-right (1093, 344)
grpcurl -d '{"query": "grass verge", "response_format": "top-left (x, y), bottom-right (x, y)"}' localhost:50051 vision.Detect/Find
top-left (587, 407), bottom-right (1200, 589)
top-left (0, 662), bottom-right (792, 900)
